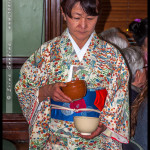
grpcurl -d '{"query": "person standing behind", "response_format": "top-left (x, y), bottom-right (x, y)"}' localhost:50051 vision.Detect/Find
top-left (121, 46), bottom-right (147, 150)
top-left (129, 18), bottom-right (148, 69)
top-left (15, 0), bottom-right (130, 149)
top-left (98, 27), bottom-right (130, 50)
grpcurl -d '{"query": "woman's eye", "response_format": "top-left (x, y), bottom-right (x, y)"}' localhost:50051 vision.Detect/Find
top-left (87, 18), bottom-right (94, 20)
top-left (74, 17), bottom-right (80, 20)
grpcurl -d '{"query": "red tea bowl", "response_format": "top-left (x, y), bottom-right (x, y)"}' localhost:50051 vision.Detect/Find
top-left (61, 80), bottom-right (87, 101)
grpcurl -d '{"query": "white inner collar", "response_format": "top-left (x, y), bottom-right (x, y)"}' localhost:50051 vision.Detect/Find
top-left (67, 28), bottom-right (93, 62)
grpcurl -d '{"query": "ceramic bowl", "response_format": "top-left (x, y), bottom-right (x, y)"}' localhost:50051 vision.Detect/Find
top-left (61, 80), bottom-right (87, 101)
top-left (73, 116), bottom-right (100, 135)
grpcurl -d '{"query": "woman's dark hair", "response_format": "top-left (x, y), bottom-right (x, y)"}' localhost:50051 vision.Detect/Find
top-left (130, 81), bottom-right (147, 137)
top-left (129, 18), bottom-right (148, 46)
top-left (61, 0), bottom-right (102, 18)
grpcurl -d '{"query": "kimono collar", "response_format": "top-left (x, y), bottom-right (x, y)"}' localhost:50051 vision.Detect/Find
top-left (67, 28), bottom-right (94, 62)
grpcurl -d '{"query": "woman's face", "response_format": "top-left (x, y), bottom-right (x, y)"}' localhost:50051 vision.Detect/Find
top-left (142, 37), bottom-right (148, 52)
top-left (62, 2), bottom-right (98, 48)
top-left (132, 69), bottom-right (147, 88)
top-left (141, 37), bottom-right (148, 65)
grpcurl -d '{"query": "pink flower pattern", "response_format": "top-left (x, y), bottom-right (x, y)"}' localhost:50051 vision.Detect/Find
top-left (70, 98), bottom-right (86, 113)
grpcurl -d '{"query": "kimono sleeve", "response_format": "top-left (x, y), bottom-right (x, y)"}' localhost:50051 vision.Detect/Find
top-left (100, 51), bottom-right (130, 144)
top-left (15, 43), bottom-right (50, 125)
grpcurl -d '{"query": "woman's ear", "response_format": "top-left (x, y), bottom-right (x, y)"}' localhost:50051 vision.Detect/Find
top-left (61, 7), bottom-right (66, 21)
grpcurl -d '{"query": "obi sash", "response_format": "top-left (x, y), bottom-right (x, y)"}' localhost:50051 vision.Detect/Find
top-left (51, 89), bottom-right (107, 122)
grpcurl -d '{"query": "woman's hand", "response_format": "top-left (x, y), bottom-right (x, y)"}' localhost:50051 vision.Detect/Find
top-left (78, 122), bottom-right (107, 140)
top-left (38, 82), bottom-right (72, 103)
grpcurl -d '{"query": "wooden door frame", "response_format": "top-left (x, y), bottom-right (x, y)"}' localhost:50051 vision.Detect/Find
top-left (45, 0), bottom-right (63, 42)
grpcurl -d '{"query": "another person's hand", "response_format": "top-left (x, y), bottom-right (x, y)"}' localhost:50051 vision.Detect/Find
top-left (78, 122), bottom-right (107, 140)
top-left (39, 82), bottom-right (72, 103)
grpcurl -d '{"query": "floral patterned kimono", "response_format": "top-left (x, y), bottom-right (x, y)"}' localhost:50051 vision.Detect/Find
top-left (15, 28), bottom-right (129, 150)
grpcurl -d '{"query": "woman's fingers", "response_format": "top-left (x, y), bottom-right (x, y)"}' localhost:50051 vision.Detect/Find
top-left (51, 82), bottom-right (72, 103)
top-left (78, 127), bottom-right (102, 140)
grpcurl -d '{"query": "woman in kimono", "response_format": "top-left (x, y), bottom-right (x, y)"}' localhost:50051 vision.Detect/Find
top-left (15, 0), bottom-right (129, 149)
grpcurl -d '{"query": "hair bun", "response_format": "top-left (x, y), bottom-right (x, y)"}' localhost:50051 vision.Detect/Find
top-left (129, 18), bottom-right (147, 46)
top-left (129, 21), bottom-right (141, 34)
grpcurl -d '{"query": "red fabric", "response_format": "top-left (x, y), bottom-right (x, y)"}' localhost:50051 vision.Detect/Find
top-left (70, 98), bottom-right (86, 113)
top-left (94, 89), bottom-right (107, 111)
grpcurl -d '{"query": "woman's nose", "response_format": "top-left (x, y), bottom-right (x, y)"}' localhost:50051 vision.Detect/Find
top-left (80, 18), bottom-right (87, 29)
